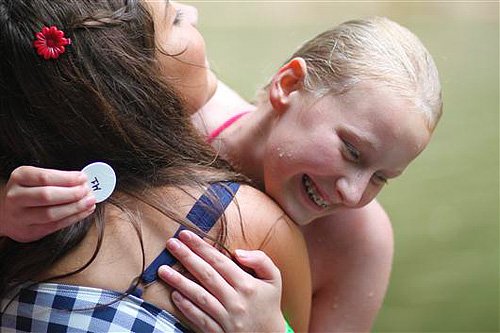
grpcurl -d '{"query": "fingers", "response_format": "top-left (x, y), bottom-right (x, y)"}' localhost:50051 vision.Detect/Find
top-left (25, 206), bottom-right (96, 242)
top-left (165, 237), bottom-right (238, 303)
top-left (1, 166), bottom-right (94, 242)
top-left (160, 231), bottom-right (285, 333)
top-left (9, 185), bottom-right (91, 207)
top-left (158, 264), bottom-right (227, 324)
top-left (234, 249), bottom-right (281, 282)
top-left (28, 194), bottom-right (96, 225)
top-left (9, 166), bottom-right (86, 187)
top-left (176, 230), bottom-right (249, 286)
top-left (171, 291), bottom-right (224, 333)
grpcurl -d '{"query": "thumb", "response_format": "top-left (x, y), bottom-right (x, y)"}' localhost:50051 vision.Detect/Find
top-left (234, 249), bottom-right (281, 282)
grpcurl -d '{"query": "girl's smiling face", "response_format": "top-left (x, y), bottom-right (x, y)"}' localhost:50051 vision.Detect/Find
top-left (262, 82), bottom-right (431, 225)
top-left (147, 1), bottom-right (217, 113)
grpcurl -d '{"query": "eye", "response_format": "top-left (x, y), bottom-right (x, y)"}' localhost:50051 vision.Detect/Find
top-left (372, 173), bottom-right (388, 185)
top-left (173, 9), bottom-right (184, 25)
top-left (342, 140), bottom-right (360, 161)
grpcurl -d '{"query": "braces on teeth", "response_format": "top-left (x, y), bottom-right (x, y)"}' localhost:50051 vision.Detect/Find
top-left (303, 175), bottom-right (330, 208)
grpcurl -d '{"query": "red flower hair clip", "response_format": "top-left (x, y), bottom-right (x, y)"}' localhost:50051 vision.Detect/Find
top-left (33, 26), bottom-right (71, 60)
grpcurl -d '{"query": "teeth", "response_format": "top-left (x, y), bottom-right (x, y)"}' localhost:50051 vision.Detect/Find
top-left (302, 175), bottom-right (330, 209)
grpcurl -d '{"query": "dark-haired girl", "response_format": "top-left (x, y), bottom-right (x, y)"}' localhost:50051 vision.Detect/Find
top-left (0, 0), bottom-right (311, 331)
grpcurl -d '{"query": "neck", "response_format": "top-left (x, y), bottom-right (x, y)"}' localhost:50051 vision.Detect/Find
top-left (209, 105), bottom-right (276, 190)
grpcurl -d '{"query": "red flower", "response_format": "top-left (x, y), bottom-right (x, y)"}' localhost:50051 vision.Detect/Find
top-left (33, 26), bottom-right (71, 60)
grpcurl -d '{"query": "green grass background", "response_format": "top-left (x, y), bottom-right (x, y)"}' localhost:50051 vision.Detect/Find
top-left (192, 1), bottom-right (499, 332)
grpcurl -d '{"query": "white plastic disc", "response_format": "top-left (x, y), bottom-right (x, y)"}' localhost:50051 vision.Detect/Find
top-left (81, 162), bottom-right (116, 203)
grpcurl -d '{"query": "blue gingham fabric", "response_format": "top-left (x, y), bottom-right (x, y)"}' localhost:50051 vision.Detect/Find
top-left (0, 282), bottom-right (192, 332)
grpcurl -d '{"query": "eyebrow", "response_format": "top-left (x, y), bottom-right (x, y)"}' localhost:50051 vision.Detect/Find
top-left (342, 126), bottom-right (377, 152)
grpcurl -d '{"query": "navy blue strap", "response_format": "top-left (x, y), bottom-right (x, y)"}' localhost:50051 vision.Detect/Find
top-left (140, 182), bottom-right (240, 286)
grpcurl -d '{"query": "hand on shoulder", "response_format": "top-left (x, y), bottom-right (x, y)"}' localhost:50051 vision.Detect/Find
top-left (228, 185), bottom-right (312, 332)
top-left (159, 230), bottom-right (287, 332)
top-left (158, 184), bottom-right (311, 332)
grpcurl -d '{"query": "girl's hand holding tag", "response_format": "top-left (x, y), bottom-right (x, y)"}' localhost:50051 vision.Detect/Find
top-left (0, 166), bottom-right (96, 242)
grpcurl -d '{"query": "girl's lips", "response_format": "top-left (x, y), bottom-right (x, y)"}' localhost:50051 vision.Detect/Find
top-left (302, 174), bottom-right (332, 209)
top-left (310, 175), bottom-right (331, 202)
top-left (301, 182), bottom-right (323, 212)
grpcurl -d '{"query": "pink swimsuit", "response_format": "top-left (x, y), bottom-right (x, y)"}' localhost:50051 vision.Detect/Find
top-left (206, 111), bottom-right (250, 143)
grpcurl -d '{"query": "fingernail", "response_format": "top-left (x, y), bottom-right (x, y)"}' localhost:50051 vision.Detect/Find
top-left (179, 230), bottom-right (192, 242)
top-left (166, 238), bottom-right (181, 251)
top-left (83, 185), bottom-right (91, 195)
top-left (171, 291), bottom-right (183, 302)
top-left (85, 195), bottom-right (96, 207)
top-left (235, 249), bottom-right (248, 259)
top-left (78, 173), bottom-right (88, 183)
top-left (159, 265), bottom-right (173, 278)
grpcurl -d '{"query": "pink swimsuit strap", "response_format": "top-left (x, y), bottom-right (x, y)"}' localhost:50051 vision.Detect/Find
top-left (206, 111), bottom-right (251, 143)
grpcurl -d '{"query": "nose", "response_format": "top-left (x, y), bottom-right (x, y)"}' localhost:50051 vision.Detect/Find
top-left (335, 171), bottom-right (371, 207)
top-left (179, 3), bottom-right (198, 27)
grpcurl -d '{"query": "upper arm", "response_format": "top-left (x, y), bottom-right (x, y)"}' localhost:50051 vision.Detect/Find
top-left (302, 199), bottom-right (393, 332)
top-left (227, 185), bottom-right (312, 332)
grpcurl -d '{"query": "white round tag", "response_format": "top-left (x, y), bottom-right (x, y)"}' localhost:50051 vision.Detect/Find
top-left (81, 162), bottom-right (116, 203)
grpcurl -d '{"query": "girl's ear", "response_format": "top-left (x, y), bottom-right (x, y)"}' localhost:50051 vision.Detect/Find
top-left (269, 57), bottom-right (307, 113)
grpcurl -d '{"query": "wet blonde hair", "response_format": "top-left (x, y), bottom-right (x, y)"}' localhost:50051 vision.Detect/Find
top-left (280, 17), bottom-right (442, 132)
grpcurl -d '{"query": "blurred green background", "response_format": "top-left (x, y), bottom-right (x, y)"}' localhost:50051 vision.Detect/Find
top-left (193, 1), bottom-right (499, 332)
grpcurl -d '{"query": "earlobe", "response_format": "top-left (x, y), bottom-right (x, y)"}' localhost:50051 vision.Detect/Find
top-left (268, 57), bottom-right (307, 113)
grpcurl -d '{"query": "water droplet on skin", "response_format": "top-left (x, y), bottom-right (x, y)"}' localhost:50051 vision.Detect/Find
top-left (331, 296), bottom-right (339, 310)
top-left (368, 292), bottom-right (374, 298)
top-left (277, 147), bottom-right (284, 158)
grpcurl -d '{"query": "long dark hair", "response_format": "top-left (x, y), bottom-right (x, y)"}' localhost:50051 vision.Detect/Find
top-left (0, 0), bottom-right (242, 298)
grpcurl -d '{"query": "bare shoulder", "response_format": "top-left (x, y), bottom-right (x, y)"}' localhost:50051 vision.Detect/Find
top-left (302, 199), bottom-right (393, 291)
top-left (225, 184), bottom-right (312, 332)
top-left (224, 184), bottom-right (301, 249)
top-left (303, 199), bottom-right (393, 252)
top-left (330, 199), bottom-right (391, 227)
